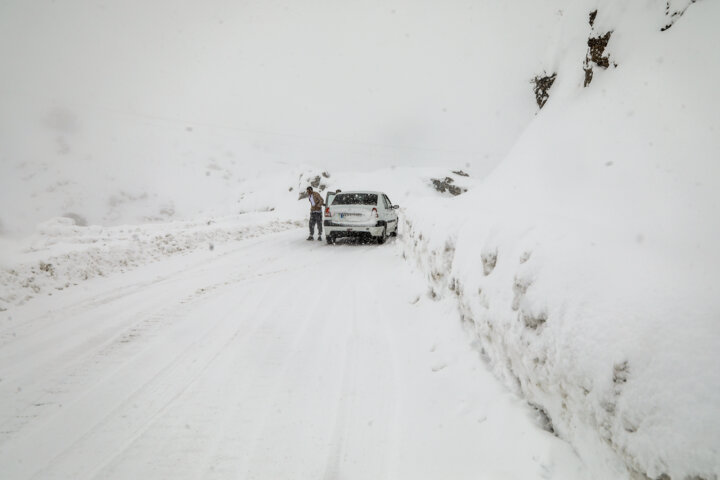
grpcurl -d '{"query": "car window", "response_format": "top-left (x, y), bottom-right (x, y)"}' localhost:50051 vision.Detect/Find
top-left (326, 192), bottom-right (336, 205)
top-left (333, 193), bottom-right (378, 205)
top-left (384, 195), bottom-right (392, 207)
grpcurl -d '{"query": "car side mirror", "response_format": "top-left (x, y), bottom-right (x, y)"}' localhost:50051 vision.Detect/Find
top-left (392, 205), bottom-right (400, 209)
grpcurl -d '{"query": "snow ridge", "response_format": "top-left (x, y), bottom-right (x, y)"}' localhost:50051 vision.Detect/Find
top-left (0, 214), bottom-right (300, 310)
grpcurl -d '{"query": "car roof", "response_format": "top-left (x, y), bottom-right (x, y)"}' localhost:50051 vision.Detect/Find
top-left (334, 191), bottom-right (384, 195)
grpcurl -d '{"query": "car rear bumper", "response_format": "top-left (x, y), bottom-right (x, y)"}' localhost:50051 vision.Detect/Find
top-left (324, 222), bottom-right (384, 237)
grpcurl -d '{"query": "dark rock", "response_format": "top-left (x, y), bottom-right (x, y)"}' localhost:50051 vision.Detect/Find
top-left (589, 9), bottom-right (597, 27)
top-left (588, 32), bottom-right (612, 68)
top-left (532, 73), bottom-right (557, 109)
top-left (431, 177), bottom-right (463, 196)
top-left (584, 31), bottom-right (613, 87)
top-left (661, 0), bottom-right (697, 32)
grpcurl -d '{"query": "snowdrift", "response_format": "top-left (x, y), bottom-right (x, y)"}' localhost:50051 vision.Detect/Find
top-left (401, 1), bottom-right (720, 478)
top-left (0, 214), bottom-right (301, 310)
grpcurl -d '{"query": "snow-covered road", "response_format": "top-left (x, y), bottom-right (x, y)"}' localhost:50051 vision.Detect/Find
top-left (0, 228), bottom-right (586, 480)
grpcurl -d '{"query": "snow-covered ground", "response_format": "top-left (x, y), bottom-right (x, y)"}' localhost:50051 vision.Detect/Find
top-left (0, 228), bottom-right (586, 479)
top-left (0, 166), bottom-right (473, 311)
top-left (1, 0), bottom-right (719, 478)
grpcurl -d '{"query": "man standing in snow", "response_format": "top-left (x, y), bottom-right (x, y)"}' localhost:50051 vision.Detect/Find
top-left (306, 186), bottom-right (324, 241)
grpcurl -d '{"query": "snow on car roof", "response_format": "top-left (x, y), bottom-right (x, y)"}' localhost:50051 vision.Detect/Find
top-left (335, 191), bottom-right (384, 195)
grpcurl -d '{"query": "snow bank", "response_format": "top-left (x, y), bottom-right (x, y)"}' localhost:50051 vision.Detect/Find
top-left (400, 1), bottom-right (720, 478)
top-left (0, 213), bottom-right (300, 310)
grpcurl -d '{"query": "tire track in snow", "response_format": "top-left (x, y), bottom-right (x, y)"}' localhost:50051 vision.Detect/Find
top-left (238, 258), bottom-right (356, 479)
top-left (8, 294), bottom-right (251, 480)
top-left (83, 279), bottom-right (282, 480)
top-left (196, 270), bottom-right (347, 480)
top-left (0, 250), bottom-right (280, 449)
top-left (369, 258), bottom-right (402, 479)
top-left (85, 237), bottom-right (353, 479)
top-left (321, 278), bottom-right (359, 480)
top-left (0, 243), bottom-right (288, 479)
top-left (322, 240), bottom-right (399, 480)
top-left (25, 277), bottom-right (277, 480)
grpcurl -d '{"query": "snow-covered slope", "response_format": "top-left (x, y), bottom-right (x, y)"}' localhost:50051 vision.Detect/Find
top-left (400, 1), bottom-right (720, 478)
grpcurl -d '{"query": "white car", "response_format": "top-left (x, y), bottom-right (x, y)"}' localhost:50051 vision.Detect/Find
top-left (323, 191), bottom-right (399, 244)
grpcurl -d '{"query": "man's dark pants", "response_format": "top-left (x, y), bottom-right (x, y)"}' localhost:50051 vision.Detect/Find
top-left (309, 211), bottom-right (323, 236)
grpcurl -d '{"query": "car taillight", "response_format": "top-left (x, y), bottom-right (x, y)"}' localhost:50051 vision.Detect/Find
top-left (372, 208), bottom-right (378, 218)
top-left (324, 207), bottom-right (331, 217)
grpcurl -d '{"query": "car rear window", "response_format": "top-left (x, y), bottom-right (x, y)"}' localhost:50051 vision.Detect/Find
top-left (332, 193), bottom-right (378, 205)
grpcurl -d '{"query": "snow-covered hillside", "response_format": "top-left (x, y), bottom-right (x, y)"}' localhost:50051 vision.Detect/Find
top-left (1, 0), bottom-right (718, 479)
top-left (399, 1), bottom-right (720, 479)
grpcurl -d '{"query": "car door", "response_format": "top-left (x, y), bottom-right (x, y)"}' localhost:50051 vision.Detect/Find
top-left (379, 194), bottom-right (389, 224)
top-left (383, 194), bottom-right (397, 232)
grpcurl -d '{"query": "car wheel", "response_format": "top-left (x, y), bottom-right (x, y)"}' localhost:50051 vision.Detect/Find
top-left (326, 235), bottom-right (334, 245)
top-left (377, 227), bottom-right (387, 245)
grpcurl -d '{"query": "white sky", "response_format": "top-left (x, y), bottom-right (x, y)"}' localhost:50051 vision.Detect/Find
top-left (0, 0), bottom-right (561, 172)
